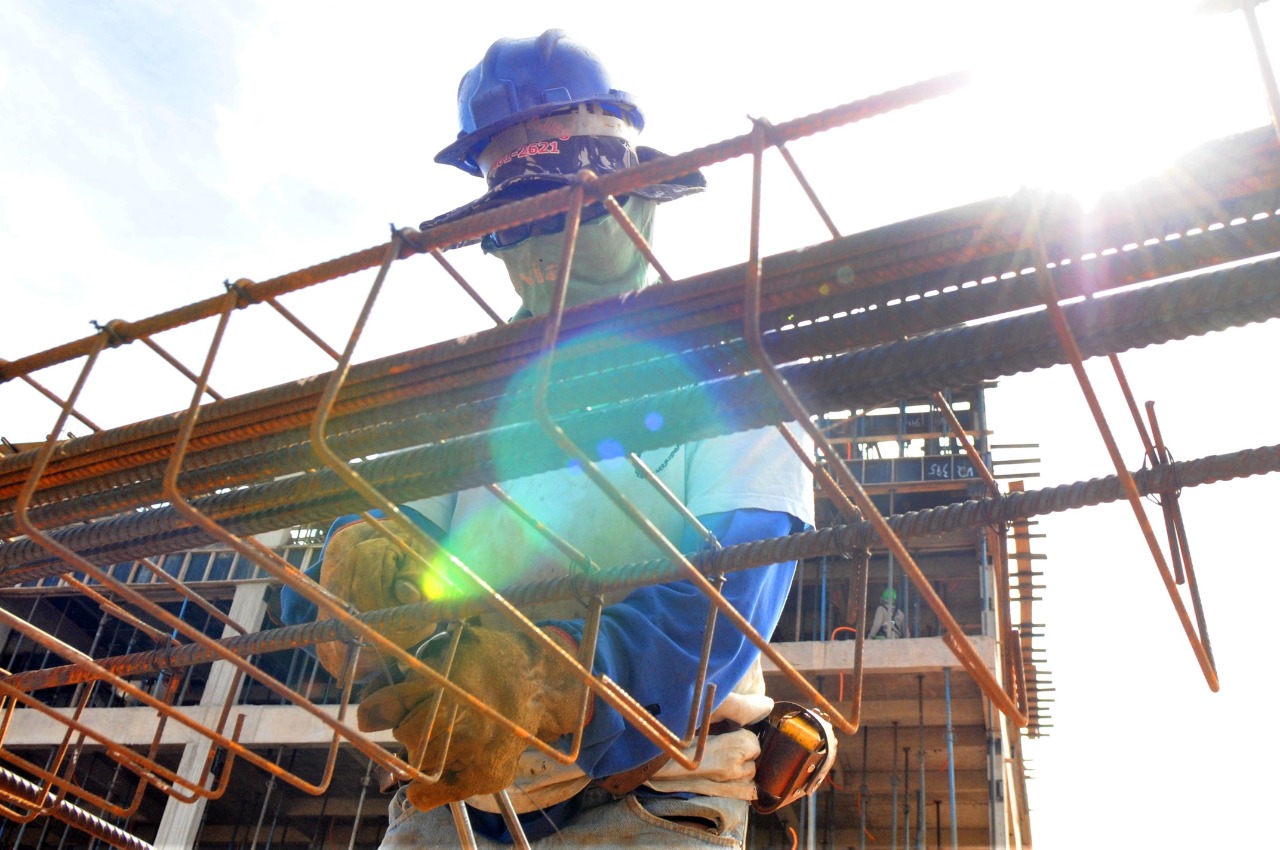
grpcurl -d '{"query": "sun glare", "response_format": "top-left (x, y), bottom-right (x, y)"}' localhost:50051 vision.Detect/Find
top-left (972, 2), bottom-right (1273, 210)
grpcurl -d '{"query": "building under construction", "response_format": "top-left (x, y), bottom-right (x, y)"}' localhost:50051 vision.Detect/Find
top-left (1, 74), bottom-right (1276, 850)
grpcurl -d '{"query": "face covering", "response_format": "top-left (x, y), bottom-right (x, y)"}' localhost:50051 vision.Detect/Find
top-left (489, 196), bottom-right (657, 318)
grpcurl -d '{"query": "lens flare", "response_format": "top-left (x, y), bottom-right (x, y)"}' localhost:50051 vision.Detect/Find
top-left (431, 326), bottom-right (739, 589)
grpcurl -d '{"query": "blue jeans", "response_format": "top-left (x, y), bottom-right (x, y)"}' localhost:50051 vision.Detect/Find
top-left (379, 785), bottom-right (750, 848)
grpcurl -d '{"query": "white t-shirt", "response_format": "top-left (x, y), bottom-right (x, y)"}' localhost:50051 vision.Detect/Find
top-left (405, 425), bottom-right (814, 623)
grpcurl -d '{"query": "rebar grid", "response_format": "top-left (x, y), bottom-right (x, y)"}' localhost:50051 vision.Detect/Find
top-left (0, 73), bottom-right (1275, 846)
top-left (3, 124), bottom-right (1279, 516)
top-left (4, 252), bottom-right (1276, 582)
top-left (6, 439), bottom-right (1272, 697)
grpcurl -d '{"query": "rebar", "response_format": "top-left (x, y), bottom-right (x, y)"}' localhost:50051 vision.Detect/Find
top-left (4, 254), bottom-right (1276, 581)
top-left (0, 73), bottom-right (969, 390)
top-left (0, 71), bottom-right (1274, 847)
top-left (4, 126), bottom-right (1279, 522)
top-left (4, 438), bottom-right (1272, 694)
top-left (0, 766), bottom-right (155, 850)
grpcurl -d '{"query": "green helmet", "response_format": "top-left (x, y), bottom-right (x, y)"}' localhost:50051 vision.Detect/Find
top-left (881, 588), bottom-right (897, 605)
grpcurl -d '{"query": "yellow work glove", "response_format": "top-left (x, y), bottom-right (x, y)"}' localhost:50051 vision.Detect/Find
top-left (357, 625), bottom-right (586, 812)
top-left (315, 521), bottom-right (439, 681)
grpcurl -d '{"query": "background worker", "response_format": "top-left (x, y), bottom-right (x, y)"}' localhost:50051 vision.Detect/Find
top-left (869, 587), bottom-right (906, 640)
top-left (286, 30), bottom-right (815, 848)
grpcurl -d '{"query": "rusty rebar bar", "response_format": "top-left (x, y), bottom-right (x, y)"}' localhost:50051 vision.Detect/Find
top-left (3, 253), bottom-right (1276, 582)
top-left (0, 766), bottom-right (155, 850)
top-left (4, 123), bottom-right (1278, 517)
top-left (5, 440), bottom-right (1273, 694)
top-left (0, 73), bottom-right (968, 389)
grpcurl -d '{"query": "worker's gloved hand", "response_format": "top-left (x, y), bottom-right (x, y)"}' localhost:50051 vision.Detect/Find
top-left (315, 521), bottom-right (439, 680)
top-left (357, 625), bottom-right (585, 812)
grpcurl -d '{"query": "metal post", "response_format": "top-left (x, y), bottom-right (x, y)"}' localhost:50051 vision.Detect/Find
top-left (806, 788), bottom-right (817, 850)
top-left (247, 752), bottom-right (281, 850)
top-left (346, 760), bottom-right (373, 850)
top-left (860, 728), bottom-right (870, 850)
top-left (945, 668), bottom-right (958, 850)
top-left (979, 534), bottom-right (992, 637)
top-left (261, 769), bottom-right (286, 850)
top-left (917, 676), bottom-right (926, 850)
top-left (891, 722), bottom-right (900, 850)
top-left (986, 701), bottom-right (998, 848)
top-left (903, 746), bottom-right (911, 850)
top-left (819, 556), bottom-right (828, 641)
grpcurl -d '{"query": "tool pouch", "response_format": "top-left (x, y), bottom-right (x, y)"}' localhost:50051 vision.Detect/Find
top-left (750, 702), bottom-right (837, 814)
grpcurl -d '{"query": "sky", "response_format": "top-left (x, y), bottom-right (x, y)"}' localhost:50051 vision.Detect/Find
top-left (2, 1), bottom-right (1279, 847)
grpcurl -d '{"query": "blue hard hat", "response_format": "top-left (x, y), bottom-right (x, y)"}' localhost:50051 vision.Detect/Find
top-left (436, 29), bottom-right (644, 177)
top-left (421, 29), bottom-right (704, 245)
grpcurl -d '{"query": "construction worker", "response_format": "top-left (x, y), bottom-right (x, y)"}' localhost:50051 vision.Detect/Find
top-left (286, 30), bottom-right (815, 848)
top-left (869, 587), bottom-right (906, 640)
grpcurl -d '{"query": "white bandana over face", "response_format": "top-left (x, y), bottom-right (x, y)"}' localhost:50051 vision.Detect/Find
top-left (491, 196), bottom-right (657, 317)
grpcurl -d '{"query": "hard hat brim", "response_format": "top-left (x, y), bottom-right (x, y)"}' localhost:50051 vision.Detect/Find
top-left (419, 145), bottom-right (704, 247)
top-left (436, 96), bottom-right (643, 177)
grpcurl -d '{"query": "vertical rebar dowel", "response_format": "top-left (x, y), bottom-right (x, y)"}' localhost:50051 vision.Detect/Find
top-left (1243, 0), bottom-right (1280, 145)
top-left (986, 703), bottom-right (998, 847)
top-left (54, 808), bottom-right (73, 850)
top-left (307, 764), bottom-right (332, 850)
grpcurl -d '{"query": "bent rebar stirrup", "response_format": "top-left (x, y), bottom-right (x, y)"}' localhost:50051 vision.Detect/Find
top-left (0, 69), bottom-right (1277, 848)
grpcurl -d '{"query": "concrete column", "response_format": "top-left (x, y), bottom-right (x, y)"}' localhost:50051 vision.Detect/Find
top-left (152, 580), bottom-right (269, 850)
